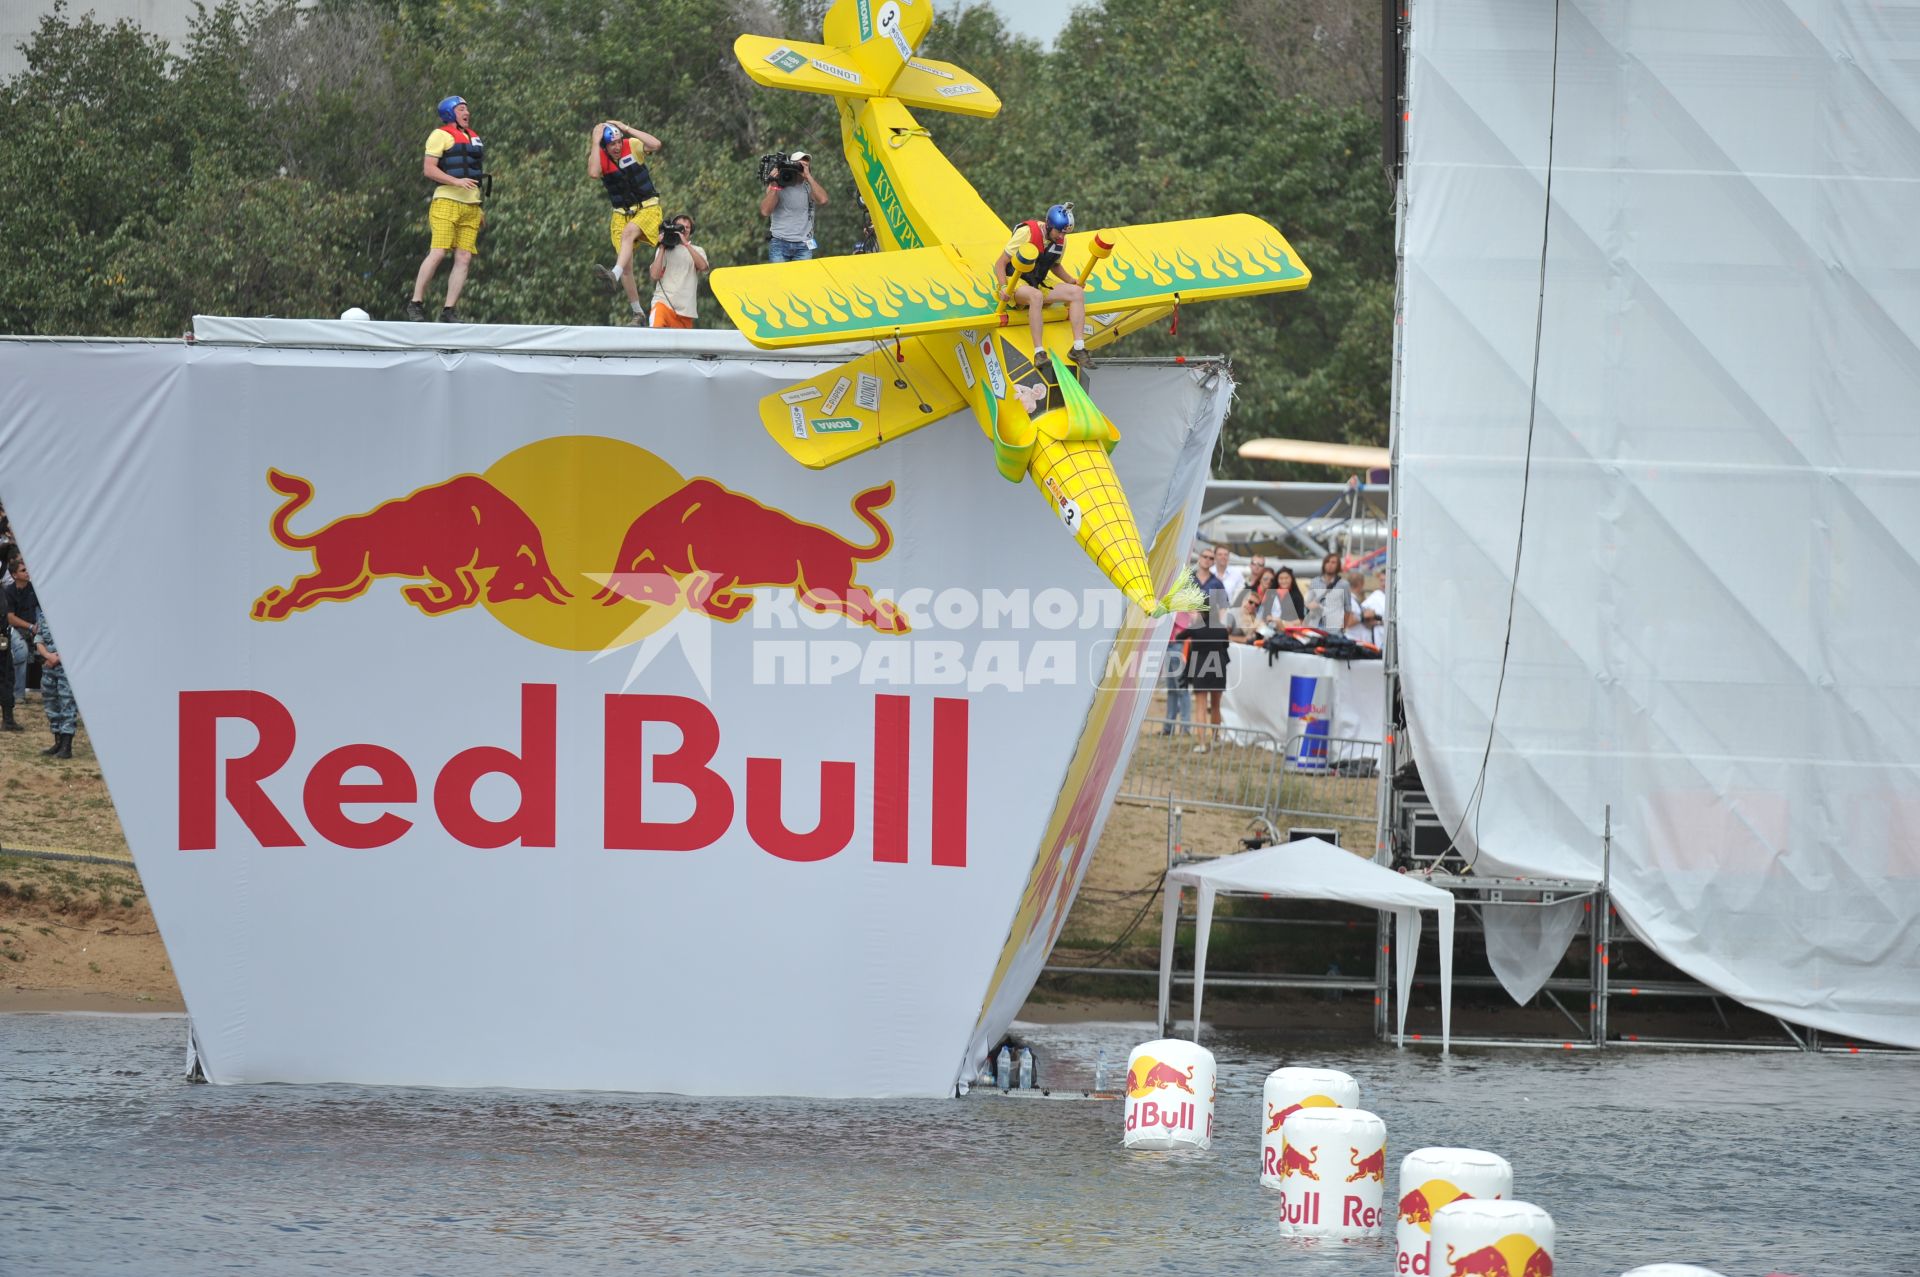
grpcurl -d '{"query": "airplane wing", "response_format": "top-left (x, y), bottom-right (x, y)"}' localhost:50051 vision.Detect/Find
top-left (711, 244), bottom-right (1004, 349)
top-left (759, 340), bottom-right (969, 468)
top-left (1076, 213), bottom-right (1311, 316)
top-left (735, 34), bottom-right (880, 99)
top-left (712, 213), bottom-right (1311, 351)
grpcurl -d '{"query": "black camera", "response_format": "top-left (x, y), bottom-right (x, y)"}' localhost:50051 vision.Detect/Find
top-left (658, 222), bottom-right (683, 250)
top-left (758, 152), bottom-right (803, 187)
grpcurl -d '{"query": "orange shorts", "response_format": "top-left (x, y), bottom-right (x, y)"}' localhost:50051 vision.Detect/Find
top-left (649, 302), bottom-right (694, 329)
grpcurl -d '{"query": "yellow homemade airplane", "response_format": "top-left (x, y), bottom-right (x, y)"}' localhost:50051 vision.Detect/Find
top-left (711, 0), bottom-right (1312, 614)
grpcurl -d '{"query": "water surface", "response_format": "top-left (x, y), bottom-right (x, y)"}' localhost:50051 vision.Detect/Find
top-left (3, 1014), bottom-right (1914, 1275)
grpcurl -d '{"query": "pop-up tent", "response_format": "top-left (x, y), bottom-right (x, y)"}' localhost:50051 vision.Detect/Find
top-left (1157, 838), bottom-right (1455, 1050)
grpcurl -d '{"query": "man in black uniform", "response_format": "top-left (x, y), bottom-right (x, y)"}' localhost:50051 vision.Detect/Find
top-left (589, 121), bottom-right (666, 325)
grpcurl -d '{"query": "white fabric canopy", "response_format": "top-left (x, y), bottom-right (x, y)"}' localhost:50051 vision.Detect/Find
top-left (1157, 839), bottom-right (1454, 1050)
top-left (1397, 0), bottom-right (1920, 1047)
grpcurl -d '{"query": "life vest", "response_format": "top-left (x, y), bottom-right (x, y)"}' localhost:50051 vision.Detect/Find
top-left (1005, 220), bottom-right (1065, 287)
top-left (599, 140), bottom-right (659, 210)
top-left (438, 125), bottom-right (484, 181)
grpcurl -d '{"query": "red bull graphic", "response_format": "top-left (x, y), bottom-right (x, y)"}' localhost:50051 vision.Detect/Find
top-left (1120, 1048), bottom-right (1215, 1146)
top-left (591, 477), bottom-right (909, 633)
top-left (1279, 1142), bottom-right (1320, 1181)
top-left (1347, 1145), bottom-right (1386, 1183)
top-left (1440, 1236), bottom-right (1552, 1277)
top-left (177, 686), bottom-right (968, 861)
top-left (251, 470), bottom-right (570, 620)
top-left (250, 436), bottom-right (906, 649)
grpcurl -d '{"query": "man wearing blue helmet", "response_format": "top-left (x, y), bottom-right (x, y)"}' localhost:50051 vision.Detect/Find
top-left (992, 202), bottom-right (1093, 369)
top-left (588, 119), bottom-right (666, 324)
top-left (408, 96), bottom-right (485, 322)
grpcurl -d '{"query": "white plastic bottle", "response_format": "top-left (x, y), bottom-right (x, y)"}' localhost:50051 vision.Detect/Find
top-left (995, 1045), bottom-right (1013, 1090)
top-left (1017, 1046), bottom-right (1034, 1090)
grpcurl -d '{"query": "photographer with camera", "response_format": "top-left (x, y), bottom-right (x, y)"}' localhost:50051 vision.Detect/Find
top-left (645, 212), bottom-right (707, 329)
top-left (588, 120), bottom-right (666, 324)
top-left (758, 150), bottom-right (828, 262)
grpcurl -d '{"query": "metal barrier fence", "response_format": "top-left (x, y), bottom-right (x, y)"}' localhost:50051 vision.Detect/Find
top-left (1121, 717), bottom-right (1383, 827)
top-left (1120, 719), bottom-right (1281, 815)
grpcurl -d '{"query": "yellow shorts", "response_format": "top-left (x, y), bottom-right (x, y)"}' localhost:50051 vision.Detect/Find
top-left (610, 200), bottom-right (663, 255)
top-left (428, 198), bottom-right (484, 254)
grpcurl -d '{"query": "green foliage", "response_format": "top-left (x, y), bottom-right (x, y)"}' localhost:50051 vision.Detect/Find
top-left (0, 0), bottom-right (1391, 468)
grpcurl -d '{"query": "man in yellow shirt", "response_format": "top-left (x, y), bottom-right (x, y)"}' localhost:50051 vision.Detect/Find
top-left (589, 121), bottom-right (666, 324)
top-left (408, 96), bottom-right (486, 322)
top-left (991, 202), bottom-right (1093, 369)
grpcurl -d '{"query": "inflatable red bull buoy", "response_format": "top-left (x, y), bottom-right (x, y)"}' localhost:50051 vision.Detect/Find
top-left (1259, 1066), bottom-right (1359, 1188)
top-left (1276, 1107), bottom-right (1387, 1239)
top-left (1121, 1039), bottom-right (1215, 1151)
top-left (1430, 1199), bottom-right (1555, 1277)
top-left (1397, 1147), bottom-right (1515, 1275)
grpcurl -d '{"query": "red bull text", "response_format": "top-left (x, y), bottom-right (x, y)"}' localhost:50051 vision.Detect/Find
top-left (177, 687), bottom-right (968, 860)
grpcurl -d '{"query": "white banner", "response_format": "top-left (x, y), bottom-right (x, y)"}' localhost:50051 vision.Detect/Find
top-left (0, 323), bottom-right (1230, 1093)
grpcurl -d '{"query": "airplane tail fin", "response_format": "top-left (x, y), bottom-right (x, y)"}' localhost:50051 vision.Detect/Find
top-left (733, 0), bottom-right (1000, 117)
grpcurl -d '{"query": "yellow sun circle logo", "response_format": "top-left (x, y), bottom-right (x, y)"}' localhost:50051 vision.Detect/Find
top-left (479, 435), bottom-right (687, 651)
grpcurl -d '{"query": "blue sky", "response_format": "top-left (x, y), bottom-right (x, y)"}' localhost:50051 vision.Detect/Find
top-left (964, 0), bottom-right (1082, 47)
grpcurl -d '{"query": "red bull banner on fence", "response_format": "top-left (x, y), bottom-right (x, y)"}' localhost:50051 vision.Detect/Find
top-left (0, 321), bottom-right (1229, 1096)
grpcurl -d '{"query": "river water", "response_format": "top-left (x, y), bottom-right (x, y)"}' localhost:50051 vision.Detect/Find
top-left (2, 1013), bottom-right (1914, 1275)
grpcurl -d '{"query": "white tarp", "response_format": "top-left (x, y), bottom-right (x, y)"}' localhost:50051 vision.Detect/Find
top-left (1158, 838), bottom-right (1453, 1049)
top-left (1220, 649), bottom-right (1386, 749)
top-left (0, 321), bottom-right (1230, 1095)
top-left (1397, 0), bottom-right (1920, 1045)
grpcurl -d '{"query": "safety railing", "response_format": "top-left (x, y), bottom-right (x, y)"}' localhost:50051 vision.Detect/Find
top-left (1121, 718), bottom-right (1282, 817)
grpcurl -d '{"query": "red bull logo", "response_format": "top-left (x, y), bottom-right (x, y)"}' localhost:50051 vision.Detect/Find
top-left (176, 686), bottom-right (969, 859)
top-left (249, 436), bottom-right (909, 648)
top-left (1123, 1053), bottom-right (1208, 1140)
top-left (1439, 1235), bottom-right (1551, 1277)
top-left (251, 470), bottom-right (570, 620)
top-left (1347, 1144), bottom-right (1386, 1183)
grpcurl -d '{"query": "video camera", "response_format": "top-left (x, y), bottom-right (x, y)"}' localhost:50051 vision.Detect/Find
top-left (758, 152), bottom-right (804, 188)
top-left (658, 221), bottom-right (683, 250)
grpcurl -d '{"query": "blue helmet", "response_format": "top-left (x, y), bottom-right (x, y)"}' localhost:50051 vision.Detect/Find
top-left (1045, 202), bottom-right (1075, 233)
top-left (437, 95), bottom-right (467, 124)
top-left (601, 124), bottom-right (620, 146)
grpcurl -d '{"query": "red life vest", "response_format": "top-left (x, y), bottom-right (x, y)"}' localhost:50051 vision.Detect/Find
top-left (1006, 220), bottom-right (1065, 287)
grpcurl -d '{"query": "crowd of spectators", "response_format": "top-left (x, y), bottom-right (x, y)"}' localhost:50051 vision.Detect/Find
top-left (0, 503), bottom-right (79, 758)
top-left (1159, 543), bottom-right (1387, 742)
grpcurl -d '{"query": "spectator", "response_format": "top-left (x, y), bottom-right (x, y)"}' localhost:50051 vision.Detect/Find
top-left (851, 196), bottom-right (879, 254)
top-left (760, 149), bottom-right (828, 262)
top-left (407, 95), bottom-right (486, 323)
top-left (6, 559), bottom-right (36, 706)
top-left (1183, 555), bottom-right (1233, 753)
top-left (1364, 568), bottom-right (1388, 622)
top-left (1350, 603), bottom-right (1384, 648)
top-left (646, 212), bottom-right (708, 330)
top-left (1267, 566), bottom-right (1307, 625)
top-left (0, 553), bottom-right (14, 732)
top-left (1212, 545), bottom-right (1246, 601)
top-left (32, 604), bottom-right (74, 759)
top-left (589, 120), bottom-right (667, 325)
top-left (1159, 612), bottom-right (1191, 736)
top-left (1306, 552), bottom-right (1350, 632)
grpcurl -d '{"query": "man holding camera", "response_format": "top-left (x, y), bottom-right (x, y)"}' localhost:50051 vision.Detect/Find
top-left (589, 120), bottom-right (666, 324)
top-left (646, 212), bottom-right (708, 329)
top-left (408, 95), bottom-right (486, 323)
top-left (759, 151), bottom-right (829, 262)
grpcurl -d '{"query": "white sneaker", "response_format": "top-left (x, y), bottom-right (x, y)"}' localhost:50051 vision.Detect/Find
top-left (1192, 743), bottom-right (1209, 754)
